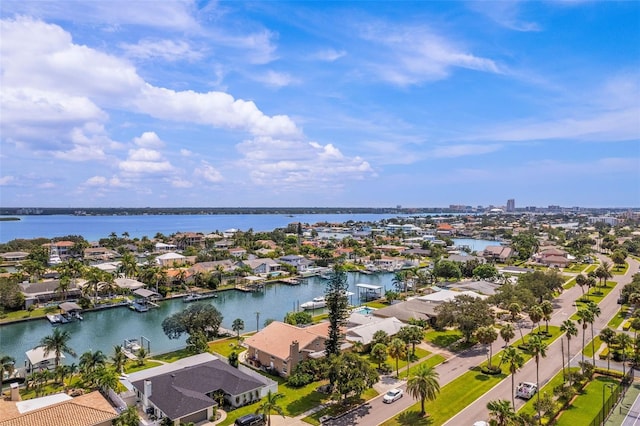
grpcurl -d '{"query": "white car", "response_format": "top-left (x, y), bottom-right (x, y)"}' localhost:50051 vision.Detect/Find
top-left (516, 382), bottom-right (538, 400)
top-left (383, 388), bottom-right (403, 403)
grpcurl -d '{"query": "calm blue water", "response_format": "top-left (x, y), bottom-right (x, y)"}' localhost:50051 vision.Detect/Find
top-left (0, 214), bottom-right (407, 243)
top-left (0, 273), bottom-right (392, 365)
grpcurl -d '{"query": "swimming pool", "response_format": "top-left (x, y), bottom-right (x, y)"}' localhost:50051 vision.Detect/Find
top-left (352, 306), bottom-right (375, 315)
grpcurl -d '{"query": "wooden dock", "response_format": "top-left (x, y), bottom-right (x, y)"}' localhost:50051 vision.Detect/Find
top-left (278, 278), bottom-right (301, 285)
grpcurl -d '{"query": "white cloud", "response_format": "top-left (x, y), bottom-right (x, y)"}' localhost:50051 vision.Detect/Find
top-left (430, 144), bottom-right (502, 158)
top-left (180, 149), bottom-right (193, 157)
top-left (310, 49), bottom-right (347, 62)
top-left (194, 162), bottom-right (223, 183)
top-left (0, 16), bottom-right (301, 157)
top-left (120, 39), bottom-right (203, 61)
top-left (119, 148), bottom-right (173, 175)
top-left (84, 176), bottom-right (127, 188)
top-left (133, 132), bottom-right (165, 148)
top-left (170, 178), bottom-right (193, 188)
top-left (253, 70), bottom-right (297, 88)
top-left (359, 23), bottom-right (501, 85)
top-left (469, 1), bottom-right (541, 32)
top-left (236, 136), bottom-right (374, 188)
top-left (1, 1), bottom-right (199, 31)
top-left (0, 176), bottom-right (16, 186)
top-left (38, 182), bottom-right (56, 189)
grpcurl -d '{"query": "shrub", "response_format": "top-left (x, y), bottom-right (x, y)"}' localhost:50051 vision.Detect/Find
top-left (599, 347), bottom-right (610, 360)
top-left (287, 372), bottom-right (313, 388)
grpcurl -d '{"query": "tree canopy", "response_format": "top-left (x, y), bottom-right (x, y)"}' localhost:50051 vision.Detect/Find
top-left (162, 302), bottom-right (223, 340)
top-left (324, 263), bottom-right (349, 356)
top-left (435, 295), bottom-right (494, 342)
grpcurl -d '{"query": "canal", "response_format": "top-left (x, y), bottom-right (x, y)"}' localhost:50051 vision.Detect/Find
top-left (0, 272), bottom-right (393, 365)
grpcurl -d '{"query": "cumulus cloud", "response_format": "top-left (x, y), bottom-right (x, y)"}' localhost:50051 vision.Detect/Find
top-left (194, 162), bottom-right (223, 183)
top-left (359, 23), bottom-right (501, 85)
top-left (236, 136), bottom-right (374, 188)
top-left (84, 175), bottom-right (127, 188)
top-left (133, 132), bottom-right (165, 148)
top-left (0, 16), bottom-right (301, 157)
top-left (180, 149), bottom-right (193, 157)
top-left (120, 39), bottom-right (203, 61)
top-left (170, 178), bottom-right (193, 188)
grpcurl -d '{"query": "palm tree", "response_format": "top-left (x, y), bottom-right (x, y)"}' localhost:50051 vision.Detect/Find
top-left (596, 261), bottom-right (613, 287)
top-left (539, 300), bottom-right (553, 334)
top-left (575, 274), bottom-right (588, 298)
top-left (560, 319), bottom-right (578, 385)
top-left (388, 338), bottom-right (407, 378)
top-left (500, 323), bottom-right (515, 348)
top-left (528, 335), bottom-right (548, 423)
top-left (475, 326), bottom-right (498, 369)
top-left (80, 350), bottom-right (107, 383)
top-left (599, 327), bottom-right (617, 372)
top-left (528, 305), bottom-right (543, 334)
top-left (113, 405), bottom-right (140, 426)
top-left (136, 347), bottom-right (148, 367)
top-left (232, 318), bottom-right (245, 341)
top-left (617, 332), bottom-right (632, 377)
top-left (112, 345), bottom-right (127, 374)
top-left (576, 308), bottom-right (594, 366)
top-left (94, 367), bottom-right (119, 391)
top-left (56, 274), bottom-right (71, 301)
top-left (586, 301), bottom-right (601, 365)
top-left (39, 328), bottom-right (77, 368)
top-left (501, 346), bottom-right (524, 410)
top-left (1, 355), bottom-right (16, 388)
top-left (406, 364), bottom-right (440, 416)
top-left (255, 390), bottom-right (285, 426)
top-left (486, 399), bottom-right (518, 426)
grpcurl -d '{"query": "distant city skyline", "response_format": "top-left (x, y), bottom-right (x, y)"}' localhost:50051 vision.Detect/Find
top-left (1, 1), bottom-right (639, 208)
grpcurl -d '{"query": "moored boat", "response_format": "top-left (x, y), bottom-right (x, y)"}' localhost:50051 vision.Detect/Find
top-left (301, 296), bottom-right (327, 310)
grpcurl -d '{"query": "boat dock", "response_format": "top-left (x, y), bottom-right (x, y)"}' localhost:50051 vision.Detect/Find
top-left (278, 278), bottom-right (301, 285)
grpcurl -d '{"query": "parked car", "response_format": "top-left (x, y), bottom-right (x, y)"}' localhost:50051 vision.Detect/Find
top-left (516, 382), bottom-right (537, 400)
top-left (234, 413), bottom-right (265, 426)
top-left (383, 388), bottom-right (404, 403)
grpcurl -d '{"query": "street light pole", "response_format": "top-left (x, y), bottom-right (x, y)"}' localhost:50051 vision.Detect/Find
top-left (601, 383), bottom-right (615, 426)
top-left (255, 311), bottom-right (260, 332)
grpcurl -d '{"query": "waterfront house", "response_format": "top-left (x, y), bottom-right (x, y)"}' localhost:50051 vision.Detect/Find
top-left (345, 317), bottom-right (405, 347)
top-left (228, 247), bottom-right (248, 258)
top-left (154, 242), bottom-right (177, 252)
top-left (174, 232), bottom-right (204, 249)
top-left (482, 245), bottom-right (514, 263)
top-left (19, 280), bottom-right (81, 308)
top-left (0, 391), bottom-right (117, 426)
top-left (125, 353), bottom-right (275, 425)
top-left (244, 321), bottom-right (332, 376)
top-left (279, 254), bottom-right (313, 273)
top-left (372, 299), bottom-right (436, 324)
top-left (534, 247), bottom-right (572, 268)
top-left (42, 241), bottom-right (75, 258)
top-left (155, 252), bottom-right (195, 267)
top-left (0, 251), bottom-right (29, 262)
top-left (25, 347), bottom-right (63, 373)
top-left (237, 258), bottom-right (281, 276)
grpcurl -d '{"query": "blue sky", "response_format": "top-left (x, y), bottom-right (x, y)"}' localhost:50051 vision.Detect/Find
top-left (1, 1), bottom-right (638, 208)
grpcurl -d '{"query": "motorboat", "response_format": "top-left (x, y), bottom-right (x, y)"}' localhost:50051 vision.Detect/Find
top-left (301, 296), bottom-right (327, 310)
top-left (183, 293), bottom-right (204, 302)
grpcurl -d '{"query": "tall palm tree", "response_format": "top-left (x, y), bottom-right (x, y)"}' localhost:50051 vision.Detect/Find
top-left (560, 319), bottom-right (578, 385)
top-left (539, 300), bottom-right (553, 334)
top-left (596, 261), bottom-right (613, 288)
top-left (388, 338), bottom-right (407, 378)
top-left (112, 345), bottom-right (128, 374)
top-left (39, 328), bottom-right (77, 368)
top-left (599, 327), bottom-right (617, 372)
top-left (502, 346), bottom-right (524, 410)
top-left (528, 305), bottom-right (543, 335)
top-left (475, 326), bottom-right (498, 369)
top-left (80, 350), bottom-right (107, 382)
top-left (255, 390), bottom-right (285, 426)
top-left (586, 301), bottom-right (601, 365)
top-left (617, 332), bottom-right (632, 377)
top-left (528, 335), bottom-right (548, 423)
top-left (576, 308), bottom-right (594, 366)
top-left (486, 399), bottom-right (518, 426)
top-left (406, 364), bottom-right (440, 416)
top-left (56, 274), bottom-right (71, 301)
top-left (232, 318), bottom-right (245, 341)
top-left (575, 274), bottom-right (588, 298)
top-left (500, 323), bottom-right (515, 348)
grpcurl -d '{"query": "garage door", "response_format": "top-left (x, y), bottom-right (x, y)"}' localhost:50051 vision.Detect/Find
top-left (181, 409), bottom-right (208, 424)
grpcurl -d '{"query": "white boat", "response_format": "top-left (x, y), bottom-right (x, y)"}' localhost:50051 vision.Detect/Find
top-left (183, 293), bottom-right (204, 302)
top-left (301, 296), bottom-right (327, 310)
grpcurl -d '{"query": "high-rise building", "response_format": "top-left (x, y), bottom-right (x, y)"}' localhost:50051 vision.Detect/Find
top-left (506, 199), bottom-right (515, 212)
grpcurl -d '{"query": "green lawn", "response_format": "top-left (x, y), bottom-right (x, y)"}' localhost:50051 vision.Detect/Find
top-left (564, 264), bottom-right (587, 273)
top-left (364, 301), bottom-right (388, 309)
top-left (367, 347), bottom-right (431, 374)
top-left (555, 376), bottom-right (620, 426)
top-left (424, 329), bottom-right (463, 348)
top-left (563, 277), bottom-right (577, 289)
top-left (123, 360), bottom-right (162, 373)
top-left (208, 337), bottom-right (245, 358)
top-left (398, 354), bottom-right (447, 379)
top-left (582, 337), bottom-right (602, 358)
top-left (221, 376), bottom-right (331, 426)
top-left (585, 264), bottom-right (599, 274)
top-left (0, 305), bottom-right (58, 323)
top-left (612, 263), bottom-right (629, 275)
top-left (608, 307), bottom-right (628, 329)
top-left (572, 282), bottom-right (618, 310)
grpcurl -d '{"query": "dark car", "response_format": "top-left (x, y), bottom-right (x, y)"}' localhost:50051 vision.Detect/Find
top-left (235, 414), bottom-right (265, 426)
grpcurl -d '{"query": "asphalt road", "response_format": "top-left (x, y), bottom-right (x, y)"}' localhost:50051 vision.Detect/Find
top-left (324, 255), bottom-right (639, 426)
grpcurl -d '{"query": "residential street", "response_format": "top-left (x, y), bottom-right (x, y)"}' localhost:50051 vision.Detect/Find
top-left (267, 256), bottom-right (638, 426)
